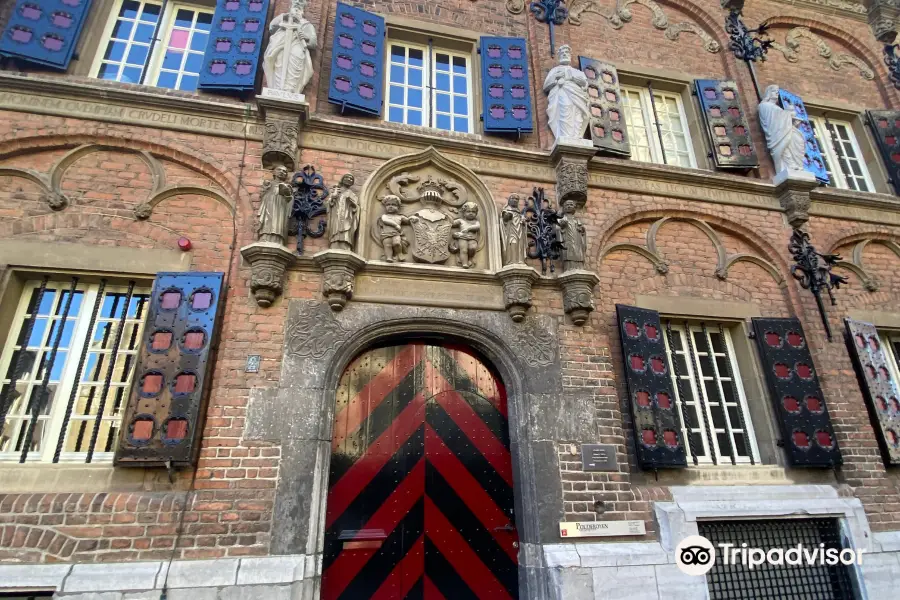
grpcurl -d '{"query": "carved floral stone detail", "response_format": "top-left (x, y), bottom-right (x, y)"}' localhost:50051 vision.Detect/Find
top-left (285, 300), bottom-right (350, 359)
top-left (134, 202), bottom-right (153, 220)
top-left (513, 319), bottom-right (557, 366)
top-left (769, 27), bottom-right (875, 80)
top-left (775, 171), bottom-right (818, 229)
top-left (313, 249), bottom-right (366, 311)
top-left (498, 264), bottom-right (540, 322)
top-left (241, 242), bottom-right (296, 308)
top-left (43, 190), bottom-right (68, 211)
top-left (555, 158), bottom-right (589, 207)
top-left (263, 115), bottom-right (301, 171)
top-left (558, 270), bottom-right (600, 326)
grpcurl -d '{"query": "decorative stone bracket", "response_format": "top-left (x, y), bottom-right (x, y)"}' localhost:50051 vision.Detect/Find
top-left (551, 139), bottom-right (595, 209)
top-left (497, 264), bottom-right (541, 322)
top-left (313, 249), bottom-right (366, 311)
top-left (240, 241), bottom-right (296, 307)
top-left (257, 90), bottom-right (310, 171)
top-left (775, 170), bottom-right (818, 229)
top-left (558, 269), bottom-right (600, 325)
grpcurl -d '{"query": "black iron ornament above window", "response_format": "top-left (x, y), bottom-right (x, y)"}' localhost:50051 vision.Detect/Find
top-left (725, 9), bottom-right (772, 63)
top-left (789, 229), bottom-right (848, 342)
top-left (523, 187), bottom-right (562, 274)
top-left (290, 165), bottom-right (328, 255)
top-left (530, 0), bottom-right (568, 57)
top-left (884, 44), bottom-right (900, 90)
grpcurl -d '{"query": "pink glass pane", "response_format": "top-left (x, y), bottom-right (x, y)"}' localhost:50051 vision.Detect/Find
top-left (243, 19), bottom-right (259, 32)
top-left (796, 363), bottom-right (812, 379)
top-left (489, 84), bottom-right (504, 98)
top-left (339, 34), bottom-right (354, 49)
top-left (704, 88), bottom-right (716, 99)
top-left (630, 355), bottom-right (645, 371)
top-left (487, 45), bottom-right (501, 58)
top-left (787, 332), bottom-right (803, 347)
top-left (509, 65), bottom-right (523, 78)
top-left (663, 430), bottom-right (679, 447)
top-left (488, 65), bottom-right (502, 78)
top-left (765, 332), bottom-right (781, 347)
top-left (184, 331), bottom-right (206, 350)
top-left (142, 374), bottom-right (163, 394)
top-left (360, 62), bottom-right (375, 76)
top-left (160, 291), bottom-right (181, 309)
top-left (192, 292), bottom-right (212, 310)
top-left (216, 39), bottom-right (231, 52)
top-left (132, 419), bottom-right (153, 441)
top-left (62, 0), bottom-right (81, 5)
top-left (490, 105), bottom-right (505, 119)
top-left (151, 331), bottom-right (173, 351)
top-left (362, 41), bottom-right (376, 56)
top-left (363, 21), bottom-right (377, 35)
top-left (815, 430), bottom-right (833, 448)
top-left (878, 396), bottom-right (889, 412)
top-left (11, 27), bottom-right (32, 43)
top-left (221, 18), bottom-right (236, 31)
top-left (248, 0), bottom-right (263, 11)
top-left (210, 60), bottom-right (227, 74)
top-left (225, 0), bottom-right (239, 9)
top-left (235, 61), bottom-right (252, 75)
top-left (334, 77), bottom-right (351, 92)
top-left (21, 4), bottom-right (41, 19)
top-left (739, 145), bottom-right (752, 155)
top-left (512, 106), bottom-right (527, 119)
top-left (511, 85), bottom-right (525, 99)
top-left (337, 55), bottom-right (352, 69)
top-left (166, 419), bottom-right (188, 440)
top-left (734, 126), bottom-right (746, 135)
top-left (793, 431), bottom-right (810, 448)
top-left (340, 13), bottom-right (356, 27)
top-left (723, 89), bottom-right (735, 99)
top-left (584, 67), bottom-right (597, 80)
top-left (609, 110), bottom-right (619, 121)
top-left (635, 391), bottom-right (650, 407)
top-left (593, 126), bottom-right (606, 138)
top-left (624, 321), bottom-right (639, 337)
top-left (508, 46), bottom-right (522, 59)
top-left (169, 29), bottom-right (189, 50)
top-left (710, 107), bottom-right (721, 117)
top-left (783, 396), bottom-right (800, 413)
top-left (644, 324), bottom-right (659, 340)
top-left (359, 83), bottom-right (374, 99)
top-left (805, 396), bottom-right (822, 413)
top-left (52, 12), bottom-right (73, 27)
top-left (612, 130), bottom-right (624, 141)
top-left (774, 363), bottom-right (790, 378)
top-left (650, 357), bottom-right (665, 374)
top-left (656, 392), bottom-right (672, 409)
top-left (642, 429), bottom-right (657, 446)
top-left (240, 40), bottom-right (255, 52)
top-left (42, 35), bottom-right (64, 51)
top-left (175, 374), bottom-right (196, 394)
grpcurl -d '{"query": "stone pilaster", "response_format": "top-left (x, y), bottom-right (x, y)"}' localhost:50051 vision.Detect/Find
top-left (557, 269), bottom-right (600, 326)
top-left (313, 249), bottom-right (366, 311)
top-left (550, 138), bottom-right (595, 209)
top-left (497, 264), bottom-right (541, 322)
top-left (774, 169), bottom-right (818, 230)
top-left (241, 241), bottom-right (296, 307)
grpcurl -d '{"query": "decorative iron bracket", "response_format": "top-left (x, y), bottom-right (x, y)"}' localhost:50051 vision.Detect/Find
top-left (530, 0), bottom-right (568, 56)
top-left (524, 187), bottom-right (562, 274)
top-left (290, 165), bottom-right (328, 255)
top-left (885, 44), bottom-right (900, 90)
top-left (725, 9), bottom-right (772, 63)
top-left (788, 229), bottom-right (849, 341)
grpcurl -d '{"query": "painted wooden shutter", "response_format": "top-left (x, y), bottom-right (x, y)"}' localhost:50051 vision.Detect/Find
top-left (844, 319), bottom-right (900, 465)
top-left (198, 0), bottom-right (270, 91)
top-left (579, 57), bottom-right (629, 156)
top-left (777, 89), bottom-right (829, 184)
top-left (694, 79), bottom-right (758, 170)
top-left (616, 305), bottom-right (687, 469)
top-left (327, 3), bottom-right (385, 115)
top-left (866, 110), bottom-right (900, 195)
top-left (480, 36), bottom-right (533, 135)
top-left (751, 318), bottom-right (841, 467)
top-left (115, 272), bottom-right (224, 467)
top-left (0, 0), bottom-right (94, 70)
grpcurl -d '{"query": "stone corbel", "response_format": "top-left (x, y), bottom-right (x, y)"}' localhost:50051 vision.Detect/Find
top-left (313, 249), bottom-right (366, 311)
top-left (497, 264), bottom-right (541, 322)
top-left (257, 91), bottom-right (310, 171)
top-left (551, 139), bottom-right (595, 209)
top-left (865, 0), bottom-right (900, 43)
top-left (557, 269), bottom-right (600, 326)
top-left (241, 241), bottom-right (296, 307)
top-left (774, 170), bottom-right (818, 229)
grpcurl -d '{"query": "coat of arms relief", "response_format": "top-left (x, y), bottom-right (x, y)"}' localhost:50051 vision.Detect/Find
top-left (371, 172), bottom-right (485, 269)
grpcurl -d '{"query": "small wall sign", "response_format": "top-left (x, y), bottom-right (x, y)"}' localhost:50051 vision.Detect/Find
top-left (246, 355), bottom-right (261, 373)
top-left (559, 520), bottom-right (646, 538)
top-left (581, 443), bottom-right (618, 471)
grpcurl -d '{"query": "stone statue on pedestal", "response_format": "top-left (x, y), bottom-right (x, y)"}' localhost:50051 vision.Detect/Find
top-left (500, 194), bottom-right (526, 265)
top-left (556, 198), bottom-right (587, 271)
top-left (262, 0), bottom-right (317, 94)
top-left (326, 174), bottom-right (360, 251)
top-left (758, 85), bottom-right (807, 176)
top-left (543, 45), bottom-right (590, 142)
top-left (257, 165), bottom-right (293, 245)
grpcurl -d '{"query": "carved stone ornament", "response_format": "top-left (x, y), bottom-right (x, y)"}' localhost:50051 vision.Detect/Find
top-left (497, 264), bottom-right (540, 322)
top-left (513, 319), bottom-right (557, 366)
top-left (500, 194), bottom-right (527, 266)
top-left (313, 249), bottom-right (366, 311)
top-left (775, 169), bottom-right (818, 229)
top-left (240, 242), bottom-right (296, 308)
top-left (134, 202), bottom-right (153, 220)
top-left (558, 269), bottom-right (599, 325)
top-left (552, 139), bottom-right (595, 209)
top-left (42, 189), bottom-right (69, 211)
top-left (866, 0), bottom-right (900, 43)
top-left (544, 45), bottom-right (591, 142)
top-left (262, 114), bottom-right (301, 171)
top-left (285, 300), bottom-right (349, 359)
top-left (258, 165), bottom-right (294, 245)
top-left (326, 174), bottom-right (360, 251)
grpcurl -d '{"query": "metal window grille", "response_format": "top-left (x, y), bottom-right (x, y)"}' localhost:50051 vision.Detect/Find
top-left (699, 519), bottom-right (858, 600)
top-left (0, 276), bottom-right (151, 463)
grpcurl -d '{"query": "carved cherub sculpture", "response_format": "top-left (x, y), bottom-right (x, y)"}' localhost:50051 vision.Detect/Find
top-left (376, 195), bottom-right (411, 262)
top-left (450, 201), bottom-right (481, 269)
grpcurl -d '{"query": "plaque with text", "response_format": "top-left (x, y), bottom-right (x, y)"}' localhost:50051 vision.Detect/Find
top-left (559, 520), bottom-right (646, 538)
top-left (581, 443), bottom-right (618, 471)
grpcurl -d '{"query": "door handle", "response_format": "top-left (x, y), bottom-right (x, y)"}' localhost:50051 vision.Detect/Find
top-left (492, 523), bottom-right (515, 532)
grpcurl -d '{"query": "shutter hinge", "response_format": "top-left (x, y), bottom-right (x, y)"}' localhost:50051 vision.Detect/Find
top-left (748, 330), bottom-right (756, 340)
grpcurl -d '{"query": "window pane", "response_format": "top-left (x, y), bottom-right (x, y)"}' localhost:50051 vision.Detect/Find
top-left (190, 32), bottom-right (208, 52)
top-left (179, 74), bottom-right (199, 92)
top-left (156, 71), bottom-right (177, 89)
top-left (134, 23), bottom-right (155, 43)
top-left (184, 52), bottom-right (203, 74)
top-left (408, 110), bottom-right (422, 126)
top-left (390, 64), bottom-right (404, 84)
top-left (407, 88), bottom-right (422, 108)
top-left (122, 66), bottom-right (143, 83)
top-left (111, 20), bottom-right (132, 40)
top-left (126, 44), bottom-right (149, 66)
top-left (408, 48), bottom-right (423, 67)
top-left (436, 114), bottom-right (451, 130)
top-left (408, 68), bottom-right (422, 88)
top-left (453, 117), bottom-right (468, 133)
top-left (453, 75), bottom-right (466, 94)
top-left (453, 56), bottom-right (466, 73)
top-left (389, 85), bottom-right (403, 105)
top-left (99, 64), bottom-right (120, 80)
top-left (436, 73), bottom-right (450, 92)
top-left (436, 53), bottom-right (450, 69)
top-left (717, 433), bottom-right (732, 457)
top-left (454, 95), bottom-right (468, 115)
top-left (436, 93), bottom-right (450, 113)
top-left (388, 106), bottom-right (403, 123)
top-left (175, 8), bottom-right (194, 27)
top-left (141, 3), bottom-right (161, 21)
top-left (120, 0), bottom-right (140, 18)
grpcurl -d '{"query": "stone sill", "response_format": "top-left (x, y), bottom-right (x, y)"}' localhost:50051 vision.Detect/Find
top-left (632, 464), bottom-right (838, 487)
top-left (0, 463), bottom-right (192, 493)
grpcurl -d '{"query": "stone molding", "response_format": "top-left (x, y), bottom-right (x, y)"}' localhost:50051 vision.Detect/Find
top-left (771, 0), bottom-right (867, 21)
top-left (0, 239), bottom-right (190, 275)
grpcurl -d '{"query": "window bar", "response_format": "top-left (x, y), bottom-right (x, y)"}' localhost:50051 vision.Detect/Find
top-left (54, 279), bottom-right (106, 463)
top-left (19, 277), bottom-right (79, 463)
top-left (701, 322), bottom-right (737, 465)
top-left (647, 81), bottom-right (668, 165)
top-left (86, 281), bottom-right (135, 463)
top-left (717, 323), bottom-right (754, 465)
top-left (665, 320), bottom-right (699, 465)
top-left (0, 276), bottom-right (49, 432)
top-left (683, 321), bottom-right (717, 465)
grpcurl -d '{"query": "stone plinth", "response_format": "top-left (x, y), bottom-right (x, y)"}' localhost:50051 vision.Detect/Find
top-left (241, 241), bottom-right (296, 308)
top-left (497, 264), bottom-right (541, 322)
top-left (257, 91), bottom-right (310, 171)
top-left (313, 249), bottom-right (366, 311)
top-left (774, 169), bottom-right (818, 229)
top-left (558, 269), bottom-right (600, 325)
top-left (551, 138), bottom-right (596, 208)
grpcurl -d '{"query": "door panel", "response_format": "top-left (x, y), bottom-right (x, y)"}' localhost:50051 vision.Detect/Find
top-left (322, 344), bottom-right (518, 600)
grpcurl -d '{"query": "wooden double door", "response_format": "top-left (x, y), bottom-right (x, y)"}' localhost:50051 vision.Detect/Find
top-left (322, 343), bottom-right (519, 599)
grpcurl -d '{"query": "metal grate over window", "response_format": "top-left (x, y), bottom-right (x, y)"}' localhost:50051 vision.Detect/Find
top-left (699, 519), bottom-right (857, 600)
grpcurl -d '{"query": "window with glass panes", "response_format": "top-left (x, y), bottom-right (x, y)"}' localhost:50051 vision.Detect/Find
top-left (886, 332), bottom-right (900, 385)
top-left (809, 116), bottom-right (874, 192)
top-left (94, 0), bottom-right (212, 92)
top-left (386, 42), bottom-right (472, 133)
top-left (662, 321), bottom-right (759, 464)
top-left (0, 278), bottom-right (151, 463)
top-left (621, 85), bottom-right (696, 168)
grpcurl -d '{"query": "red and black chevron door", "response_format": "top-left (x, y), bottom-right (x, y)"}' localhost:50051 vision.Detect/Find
top-left (322, 344), bottom-right (519, 600)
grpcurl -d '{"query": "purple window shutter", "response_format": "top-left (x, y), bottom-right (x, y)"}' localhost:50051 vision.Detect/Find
top-left (0, 0), bottom-right (94, 70)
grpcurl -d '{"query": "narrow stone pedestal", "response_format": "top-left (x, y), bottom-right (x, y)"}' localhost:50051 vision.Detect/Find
top-left (497, 264), bottom-right (541, 322)
top-left (241, 242), bottom-right (296, 307)
top-left (558, 269), bottom-right (600, 325)
top-left (257, 90), bottom-right (310, 171)
top-left (551, 138), bottom-right (596, 208)
top-left (313, 249), bottom-right (366, 311)
top-left (774, 169), bottom-right (817, 229)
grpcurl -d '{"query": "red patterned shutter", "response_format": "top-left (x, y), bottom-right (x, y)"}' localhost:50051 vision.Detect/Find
top-left (866, 110), bottom-right (900, 195)
top-left (751, 318), bottom-right (841, 467)
top-left (579, 57), bottom-right (629, 156)
top-left (115, 272), bottom-right (224, 467)
top-left (844, 319), bottom-right (900, 465)
top-left (616, 305), bottom-right (687, 469)
top-left (694, 79), bottom-right (758, 169)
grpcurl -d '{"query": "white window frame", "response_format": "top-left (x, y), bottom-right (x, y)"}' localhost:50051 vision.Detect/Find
top-left (384, 40), bottom-right (473, 134)
top-left (621, 84), bottom-right (697, 168)
top-left (809, 116), bottom-right (875, 193)
top-left (0, 279), bottom-right (151, 463)
top-left (662, 322), bottom-right (760, 465)
top-left (885, 332), bottom-right (900, 385)
top-left (91, 0), bottom-right (163, 84)
top-left (92, 0), bottom-right (213, 91)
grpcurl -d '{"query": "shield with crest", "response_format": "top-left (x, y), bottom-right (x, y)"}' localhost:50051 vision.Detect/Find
top-left (410, 207), bottom-right (452, 263)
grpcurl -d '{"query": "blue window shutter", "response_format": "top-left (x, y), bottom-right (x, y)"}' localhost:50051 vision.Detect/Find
top-left (777, 89), bottom-right (829, 184)
top-left (480, 36), bottom-right (533, 135)
top-left (198, 0), bottom-right (270, 92)
top-left (327, 3), bottom-right (385, 115)
top-left (0, 0), bottom-right (94, 70)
